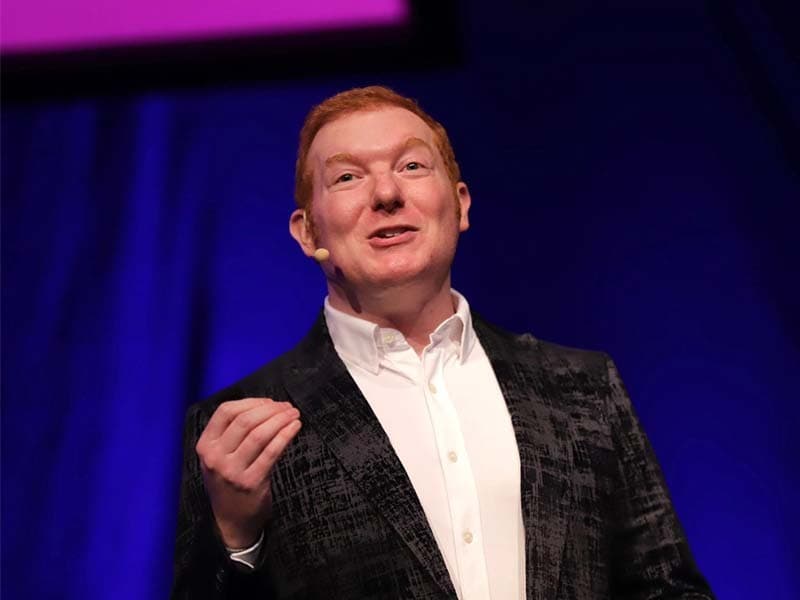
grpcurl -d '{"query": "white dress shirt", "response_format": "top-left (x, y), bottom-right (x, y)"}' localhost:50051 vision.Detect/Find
top-left (324, 291), bottom-right (525, 600)
top-left (230, 291), bottom-right (525, 599)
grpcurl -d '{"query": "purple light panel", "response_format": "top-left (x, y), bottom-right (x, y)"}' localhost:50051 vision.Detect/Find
top-left (1, 0), bottom-right (409, 54)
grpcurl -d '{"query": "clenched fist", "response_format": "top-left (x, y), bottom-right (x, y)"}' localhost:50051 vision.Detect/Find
top-left (195, 397), bottom-right (302, 548)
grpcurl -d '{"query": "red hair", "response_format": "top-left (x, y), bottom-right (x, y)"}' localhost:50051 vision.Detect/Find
top-left (294, 85), bottom-right (461, 210)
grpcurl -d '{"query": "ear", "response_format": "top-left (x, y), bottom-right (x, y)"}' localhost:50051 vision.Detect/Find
top-left (289, 209), bottom-right (316, 257)
top-left (456, 182), bottom-right (471, 232)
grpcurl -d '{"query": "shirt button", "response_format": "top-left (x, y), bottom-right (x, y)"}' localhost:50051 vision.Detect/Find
top-left (447, 451), bottom-right (458, 463)
top-left (428, 382), bottom-right (437, 394)
top-left (384, 333), bottom-right (395, 343)
top-left (463, 531), bottom-right (473, 544)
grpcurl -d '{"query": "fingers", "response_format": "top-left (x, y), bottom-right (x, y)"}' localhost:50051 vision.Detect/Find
top-left (234, 407), bottom-right (301, 468)
top-left (214, 402), bottom-right (296, 454)
top-left (200, 397), bottom-right (267, 442)
top-left (197, 398), bottom-right (298, 459)
top-left (244, 419), bottom-right (303, 481)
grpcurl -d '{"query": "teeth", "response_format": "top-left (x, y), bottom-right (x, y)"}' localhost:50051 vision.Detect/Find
top-left (377, 229), bottom-right (406, 238)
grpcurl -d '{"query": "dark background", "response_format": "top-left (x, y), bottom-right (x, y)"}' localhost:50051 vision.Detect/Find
top-left (2, 1), bottom-right (798, 598)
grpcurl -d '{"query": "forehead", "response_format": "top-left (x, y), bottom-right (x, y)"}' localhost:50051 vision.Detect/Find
top-left (308, 107), bottom-right (437, 165)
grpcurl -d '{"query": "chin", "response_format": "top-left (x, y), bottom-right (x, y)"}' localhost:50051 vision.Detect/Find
top-left (369, 270), bottom-right (421, 289)
top-left (368, 260), bottom-right (448, 290)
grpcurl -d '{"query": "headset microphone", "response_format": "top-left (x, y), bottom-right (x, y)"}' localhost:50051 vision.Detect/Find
top-left (303, 209), bottom-right (330, 262)
top-left (313, 248), bottom-right (330, 262)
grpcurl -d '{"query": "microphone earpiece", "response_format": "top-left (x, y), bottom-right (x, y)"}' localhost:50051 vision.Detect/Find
top-left (313, 248), bottom-right (330, 262)
top-left (303, 210), bottom-right (329, 262)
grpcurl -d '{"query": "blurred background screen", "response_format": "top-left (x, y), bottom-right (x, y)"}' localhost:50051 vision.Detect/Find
top-left (1, 0), bottom-right (410, 54)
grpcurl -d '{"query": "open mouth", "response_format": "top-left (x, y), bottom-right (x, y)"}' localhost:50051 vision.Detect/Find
top-left (369, 225), bottom-right (418, 239)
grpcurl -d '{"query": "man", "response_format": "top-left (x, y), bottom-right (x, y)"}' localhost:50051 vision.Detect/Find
top-left (172, 86), bottom-right (714, 599)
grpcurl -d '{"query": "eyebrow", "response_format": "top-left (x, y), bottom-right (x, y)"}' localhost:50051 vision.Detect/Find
top-left (324, 137), bottom-right (433, 168)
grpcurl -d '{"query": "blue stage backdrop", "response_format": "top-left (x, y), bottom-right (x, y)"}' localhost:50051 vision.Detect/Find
top-left (2, 2), bottom-right (798, 598)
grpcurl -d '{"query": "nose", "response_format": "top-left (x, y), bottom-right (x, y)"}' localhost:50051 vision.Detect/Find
top-left (372, 172), bottom-right (404, 214)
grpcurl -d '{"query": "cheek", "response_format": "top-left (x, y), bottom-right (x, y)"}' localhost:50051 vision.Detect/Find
top-left (407, 181), bottom-right (454, 213)
top-left (315, 197), bottom-right (362, 240)
top-left (429, 188), bottom-right (461, 223)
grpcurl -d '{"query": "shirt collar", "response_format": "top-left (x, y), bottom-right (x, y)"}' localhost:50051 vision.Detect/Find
top-left (323, 290), bottom-right (477, 375)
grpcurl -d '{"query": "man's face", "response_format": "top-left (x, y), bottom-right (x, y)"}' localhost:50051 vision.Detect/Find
top-left (291, 107), bottom-right (470, 294)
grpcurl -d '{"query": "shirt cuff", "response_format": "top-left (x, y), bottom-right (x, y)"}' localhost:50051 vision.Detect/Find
top-left (225, 531), bottom-right (264, 569)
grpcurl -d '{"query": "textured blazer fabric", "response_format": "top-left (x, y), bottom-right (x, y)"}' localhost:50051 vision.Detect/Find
top-left (171, 313), bottom-right (714, 600)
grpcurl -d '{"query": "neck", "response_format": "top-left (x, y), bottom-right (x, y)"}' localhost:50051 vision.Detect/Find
top-left (327, 276), bottom-right (456, 354)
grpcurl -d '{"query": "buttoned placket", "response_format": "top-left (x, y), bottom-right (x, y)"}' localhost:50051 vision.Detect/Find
top-left (418, 334), bottom-right (492, 600)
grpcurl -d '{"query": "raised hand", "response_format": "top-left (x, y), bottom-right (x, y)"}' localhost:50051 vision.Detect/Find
top-left (195, 398), bottom-right (302, 548)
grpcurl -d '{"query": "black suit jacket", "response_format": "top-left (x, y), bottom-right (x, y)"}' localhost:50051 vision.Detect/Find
top-left (172, 313), bottom-right (713, 599)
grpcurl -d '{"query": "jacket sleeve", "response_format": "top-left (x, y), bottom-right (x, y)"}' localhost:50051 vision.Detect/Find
top-left (170, 403), bottom-right (272, 600)
top-left (604, 356), bottom-right (715, 600)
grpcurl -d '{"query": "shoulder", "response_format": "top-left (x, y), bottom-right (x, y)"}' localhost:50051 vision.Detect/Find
top-left (472, 312), bottom-right (613, 392)
top-left (188, 312), bottom-right (329, 422)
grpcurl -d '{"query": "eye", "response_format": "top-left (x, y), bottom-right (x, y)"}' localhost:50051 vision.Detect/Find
top-left (404, 161), bottom-right (422, 171)
top-left (335, 172), bottom-right (355, 183)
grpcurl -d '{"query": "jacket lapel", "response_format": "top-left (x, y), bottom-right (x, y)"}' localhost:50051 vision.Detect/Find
top-left (281, 314), bottom-right (457, 598)
top-left (474, 316), bottom-right (574, 600)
